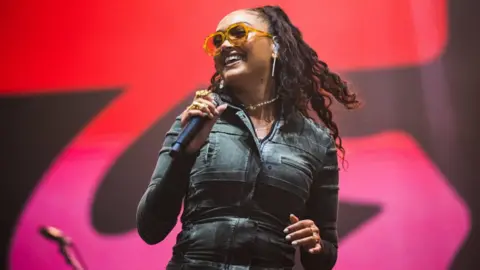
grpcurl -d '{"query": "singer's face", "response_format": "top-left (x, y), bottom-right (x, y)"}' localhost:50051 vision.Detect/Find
top-left (213, 10), bottom-right (273, 89)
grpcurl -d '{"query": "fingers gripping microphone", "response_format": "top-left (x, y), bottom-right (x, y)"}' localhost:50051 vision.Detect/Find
top-left (169, 93), bottom-right (223, 158)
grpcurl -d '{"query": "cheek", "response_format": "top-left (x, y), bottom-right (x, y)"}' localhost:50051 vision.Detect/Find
top-left (247, 39), bottom-right (272, 58)
top-left (246, 44), bottom-right (272, 65)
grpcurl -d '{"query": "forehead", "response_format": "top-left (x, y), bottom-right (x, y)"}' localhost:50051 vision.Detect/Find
top-left (216, 10), bottom-right (269, 32)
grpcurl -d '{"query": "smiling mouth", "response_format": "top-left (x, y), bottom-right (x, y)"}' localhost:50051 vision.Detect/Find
top-left (224, 54), bottom-right (246, 66)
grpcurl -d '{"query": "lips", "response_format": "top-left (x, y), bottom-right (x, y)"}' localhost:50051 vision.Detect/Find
top-left (225, 55), bottom-right (243, 65)
top-left (223, 51), bottom-right (246, 66)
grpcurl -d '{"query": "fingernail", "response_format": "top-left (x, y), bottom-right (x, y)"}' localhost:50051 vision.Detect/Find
top-left (283, 228), bottom-right (289, 233)
top-left (292, 241), bottom-right (298, 246)
top-left (285, 235), bottom-right (291, 241)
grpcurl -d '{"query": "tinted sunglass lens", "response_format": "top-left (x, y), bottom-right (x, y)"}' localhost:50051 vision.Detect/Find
top-left (212, 34), bottom-right (224, 48)
top-left (228, 25), bottom-right (247, 39)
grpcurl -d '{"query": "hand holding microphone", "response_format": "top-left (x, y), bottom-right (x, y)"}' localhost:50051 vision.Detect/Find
top-left (170, 90), bottom-right (228, 157)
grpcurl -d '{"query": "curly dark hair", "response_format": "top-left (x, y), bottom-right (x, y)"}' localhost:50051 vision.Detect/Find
top-left (208, 5), bottom-right (361, 162)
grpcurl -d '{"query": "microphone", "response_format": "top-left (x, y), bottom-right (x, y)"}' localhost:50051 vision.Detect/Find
top-left (169, 93), bottom-right (223, 158)
top-left (39, 226), bottom-right (71, 245)
top-left (39, 226), bottom-right (87, 269)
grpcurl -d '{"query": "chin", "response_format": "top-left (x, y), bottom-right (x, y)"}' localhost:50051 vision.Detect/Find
top-left (222, 63), bottom-right (249, 87)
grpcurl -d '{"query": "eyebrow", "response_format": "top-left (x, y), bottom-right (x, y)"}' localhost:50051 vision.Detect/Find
top-left (216, 21), bottom-right (252, 32)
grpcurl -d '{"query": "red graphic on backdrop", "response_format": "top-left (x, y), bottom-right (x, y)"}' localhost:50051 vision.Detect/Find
top-left (1, 0), bottom-right (447, 95)
top-left (1, 0), bottom-right (464, 269)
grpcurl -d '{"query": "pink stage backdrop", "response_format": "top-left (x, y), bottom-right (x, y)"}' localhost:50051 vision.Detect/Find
top-left (9, 131), bottom-right (470, 269)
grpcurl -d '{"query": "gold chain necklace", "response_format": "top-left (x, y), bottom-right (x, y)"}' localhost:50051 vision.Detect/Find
top-left (244, 95), bottom-right (279, 111)
top-left (254, 121), bottom-right (274, 131)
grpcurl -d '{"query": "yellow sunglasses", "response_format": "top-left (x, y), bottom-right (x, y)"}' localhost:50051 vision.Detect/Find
top-left (203, 22), bottom-right (273, 56)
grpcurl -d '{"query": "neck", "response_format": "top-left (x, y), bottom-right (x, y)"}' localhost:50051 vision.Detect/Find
top-left (232, 76), bottom-right (276, 120)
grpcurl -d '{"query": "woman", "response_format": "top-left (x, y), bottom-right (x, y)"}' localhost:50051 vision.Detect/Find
top-left (137, 5), bottom-right (360, 270)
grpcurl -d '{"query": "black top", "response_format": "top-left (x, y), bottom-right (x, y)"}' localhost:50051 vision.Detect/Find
top-left (136, 97), bottom-right (339, 270)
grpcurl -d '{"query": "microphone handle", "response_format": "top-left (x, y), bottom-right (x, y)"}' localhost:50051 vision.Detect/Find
top-left (170, 116), bottom-right (209, 158)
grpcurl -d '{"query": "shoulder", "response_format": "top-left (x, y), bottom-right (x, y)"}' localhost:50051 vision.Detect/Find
top-left (301, 115), bottom-right (335, 149)
top-left (300, 116), bottom-right (339, 169)
top-left (282, 113), bottom-right (336, 163)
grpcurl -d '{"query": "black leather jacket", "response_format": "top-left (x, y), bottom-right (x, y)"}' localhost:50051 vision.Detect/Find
top-left (136, 96), bottom-right (339, 270)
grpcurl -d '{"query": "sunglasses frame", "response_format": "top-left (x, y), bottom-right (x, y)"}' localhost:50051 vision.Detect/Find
top-left (203, 22), bottom-right (273, 56)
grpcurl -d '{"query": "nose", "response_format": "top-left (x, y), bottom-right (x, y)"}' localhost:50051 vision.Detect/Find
top-left (217, 38), bottom-right (237, 57)
top-left (219, 38), bottom-right (234, 50)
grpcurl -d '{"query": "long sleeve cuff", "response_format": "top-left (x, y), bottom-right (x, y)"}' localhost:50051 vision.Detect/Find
top-left (300, 240), bottom-right (338, 270)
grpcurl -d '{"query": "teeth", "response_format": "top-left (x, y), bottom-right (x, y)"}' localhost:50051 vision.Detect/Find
top-left (225, 55), bottom-right (243, 64)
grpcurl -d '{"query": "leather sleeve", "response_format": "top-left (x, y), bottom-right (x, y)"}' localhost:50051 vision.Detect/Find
top-left (136, 117), bottom-right (198, 245)
top-left (301, 138), bottom-right (339, 269)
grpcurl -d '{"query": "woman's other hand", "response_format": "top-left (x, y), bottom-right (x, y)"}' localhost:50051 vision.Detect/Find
top-left (284, 214), bottom-right (322, 254)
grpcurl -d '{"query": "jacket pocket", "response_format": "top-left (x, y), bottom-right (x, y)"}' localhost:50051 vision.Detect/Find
top-left (280, 156), bottom-right (313, 179)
